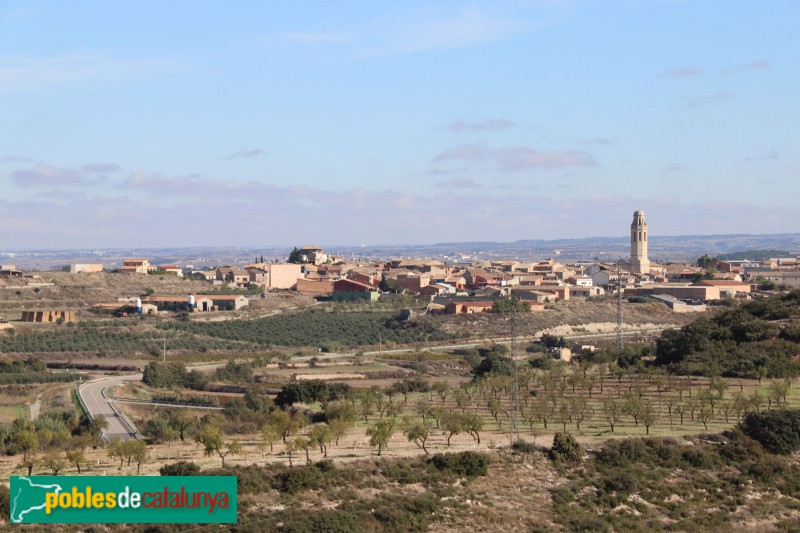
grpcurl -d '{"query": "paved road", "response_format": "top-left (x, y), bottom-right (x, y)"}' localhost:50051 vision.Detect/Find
top-left (77, 362), bottom-right (225, 442)
top-left (78, 374), bottom-right (143, 442)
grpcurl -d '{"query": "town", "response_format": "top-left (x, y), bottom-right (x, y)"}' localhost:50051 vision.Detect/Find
top-left (1, 212), bottom-right (800, 530)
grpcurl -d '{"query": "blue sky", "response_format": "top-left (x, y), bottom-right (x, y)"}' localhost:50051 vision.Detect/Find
top-left (1, 0), bottom-right (798, 248)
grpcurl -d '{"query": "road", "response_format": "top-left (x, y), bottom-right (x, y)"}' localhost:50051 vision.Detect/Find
top-left (78, 374), bottom-right (143, 442)
top-left (362, 327), bottom-right (674, 356)
top-left (77, 362), bottom-right (225, 442)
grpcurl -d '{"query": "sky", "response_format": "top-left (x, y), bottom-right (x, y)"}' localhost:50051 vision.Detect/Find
top-left (1, 0), bottom-right (798, 249)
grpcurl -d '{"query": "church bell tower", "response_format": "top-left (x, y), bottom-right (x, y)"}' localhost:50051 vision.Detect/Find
top-left (630, 210), bottom-right (650, 274)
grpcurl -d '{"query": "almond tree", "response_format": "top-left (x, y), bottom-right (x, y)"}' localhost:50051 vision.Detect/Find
top-left (403, 418), bottom-right (432, 454)
top-left (640, 400), bottom-right (658, 435)
top-left (570, 397), bottom-right (589, 431)
top-left (556, 402), bottom-right (572, 434)
top-left (308, 425), bottom-right (332, 458)
top-left (261, 423), bottom-right (281, 453)
top-left (65, 449), bottom-right (86, 473)
top-left (294, 436), bottom-right (312, 463)
top-left (622, 395), bottom-right (642, 426)
top-left (441, 411), bottom-right (464, 447)
top-left (530, 397), bottom-right (553, 430)
top-left (41, 452), bottom-right (66, 476)
top-left (462, 412), bottom-right (484, 444)
top-left (602, 399), bottom-right (622, 433)
top-left (195, 425), bottom-right (241, 467)
top-left (366, 419), bottom-right (395, 456)
top-left (487, 398), bottom-right (502, 429)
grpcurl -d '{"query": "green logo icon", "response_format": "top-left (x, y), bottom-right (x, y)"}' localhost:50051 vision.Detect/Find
top-left (10, 476), bottom-right (237, 524)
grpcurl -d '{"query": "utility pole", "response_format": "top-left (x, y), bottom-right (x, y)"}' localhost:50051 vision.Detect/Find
top-left (509, 308), bottom-right (521, 446)
top-left (617, 262), bottom-right (624, 352)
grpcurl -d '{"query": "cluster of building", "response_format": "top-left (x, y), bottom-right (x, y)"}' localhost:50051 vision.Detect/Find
top-left (12, 214), bottom-right (800, 323)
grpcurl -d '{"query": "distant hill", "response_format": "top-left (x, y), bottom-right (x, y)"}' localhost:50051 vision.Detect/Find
top-left (4, 233), bottom-right (800, 269)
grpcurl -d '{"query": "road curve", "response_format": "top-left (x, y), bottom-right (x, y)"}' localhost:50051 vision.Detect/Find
top-left (78, 374), bottom-right (143, 442)
top-left (77, 362), bottom-right (226, 442)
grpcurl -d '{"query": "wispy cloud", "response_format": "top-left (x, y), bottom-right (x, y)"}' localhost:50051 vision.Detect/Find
top-left (729, 60), bottom-right (770, 73)
top-left (10, 163), bottom-right (107, 187)
top-left (363, 8), bottom-right (526, 56)
top-left (0, 50), bottom-right (175, 92)
top-left (745, 149), bottom-right (778, 163)
top-left (273, 6), bottom-right (531, 58)
top-left (3, 188), bottom-right (799, 248)
top-left (81, 163), bottom-right (120, 173)
top-left (122, 171), bottom-right (275, 198)
top-left (273, 32), bottom-right (353, 44)
top-left (660, 66), bottom-right (701, 78)
top-left (1, 155), bottom-right (35, 163)
top-left (434, 178), bottom-right (483, 188)
top-left (432, 143), bottom-right (595, 171)
top-left (446, 118), bottom-right (518, 133)
top-left (680, 91), bottom-right (735, 109)
top-left (577, 137), bottom-right (613, 146)
top-left (223, 149), bottom-right (266, 160)
top-left (661, 165), bottom-right (686, 173)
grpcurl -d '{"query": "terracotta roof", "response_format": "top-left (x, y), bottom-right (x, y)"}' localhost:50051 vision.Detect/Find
top-left (145, 296), bottom-right (191, 303)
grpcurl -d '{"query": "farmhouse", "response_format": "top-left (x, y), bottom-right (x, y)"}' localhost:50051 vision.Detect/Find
top-left (118, 258), bottom-right (151, 274)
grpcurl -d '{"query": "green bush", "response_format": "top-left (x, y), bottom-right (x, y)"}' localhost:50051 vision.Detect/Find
top-left (275, 380), bottom-right (351, 407)
top-left (511, 439), bottom-right (538, 454)
top-left (278, 509), bottom-right (362, 533)
top-left (0, 484), bottom-right (8, 521)
top-left (429, 451), bottom-right (489, 478)
top-left (549, 433), bottom-right (583, 463)
top-left (740, 408), bottom-right (800, 454)
top-left (159, 461), bottom-right (201, 476)
top-left (654, 292), bottom-right (800, 378)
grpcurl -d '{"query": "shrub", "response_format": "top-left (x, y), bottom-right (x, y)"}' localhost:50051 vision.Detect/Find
top-left (278, 509), bottom-right (362, 533)
top-left (740, 409), bottom-right (800, 454)
top-left (159, 461), bottom-right (201, 476)
top-left (429, 451), bottom-right (489, 478)
top-left (0, 485), bottom-right (8, 521)
top-left (275, 465), bottom-right (324, 494)
top-left (274, 380), bottom-right (352, 407)
top-left (511, 439), bottom-right (538, 454)
top-left (549, 433), bottom-right (583, 463)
